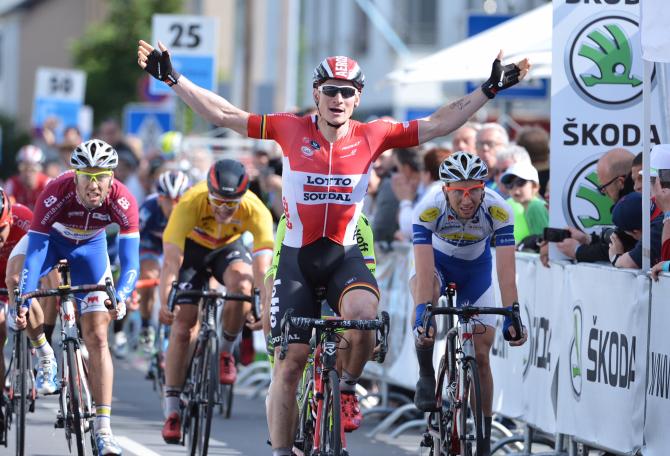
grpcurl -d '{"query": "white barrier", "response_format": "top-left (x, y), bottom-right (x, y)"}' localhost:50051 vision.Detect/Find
top-left (368, 242), bottom-right (668, 454)
top-left (556, 266), bottom-right (648, 454)
top-left (643, 276), bottom-right (670, 456)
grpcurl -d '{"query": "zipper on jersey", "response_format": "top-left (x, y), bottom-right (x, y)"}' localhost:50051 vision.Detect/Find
top-left (322, 142), bottom-right (333, 237)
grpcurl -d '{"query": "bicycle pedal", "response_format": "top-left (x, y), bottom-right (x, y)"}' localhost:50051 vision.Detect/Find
top-left (55, 417), bottom-right (65, 428)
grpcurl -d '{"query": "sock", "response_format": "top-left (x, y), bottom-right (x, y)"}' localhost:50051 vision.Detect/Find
top-left (339, 370), bottom-right (359, 393)
top-left (416, 345), bottom-right (435, 377)
top-left (30, 333), bottom-right (54, 359)
top-left (43, 324), bottom-right (55, 345)
top-left (483, 416), bottom-right (492, 454)
top-left (272, 448), bottom-right (293, 456)
top-left (95, 404), bottom-right (111, 433)
top-left (141, 318), bottom-right (150, 329)
top-left (220, 331), bottom-right (238, 354)
top-left (164, 386), bottom-right (181, 418)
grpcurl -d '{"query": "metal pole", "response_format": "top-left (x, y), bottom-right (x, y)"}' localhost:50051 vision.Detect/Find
top-left (275, 0), bottom-right (299, 112)
top-left (243, 0), bottom-right (254, 111)
top-left (642, 60), bottom-right (652, 271)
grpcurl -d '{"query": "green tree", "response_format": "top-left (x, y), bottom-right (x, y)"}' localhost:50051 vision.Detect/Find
top-left (72, 0), bottom-right (183, 123)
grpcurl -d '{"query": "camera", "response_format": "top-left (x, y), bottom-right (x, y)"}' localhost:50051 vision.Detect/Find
top-left (601, 227), bottom-right (637, 251)
top-left (543, 227), bottom-right (571, 243)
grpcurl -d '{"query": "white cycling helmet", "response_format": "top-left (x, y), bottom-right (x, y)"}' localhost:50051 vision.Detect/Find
top-left (17, 145), bottom-right (44, 165)
top-left (70, 139), bottom-right (118, 169)
top-left (439, 151), bottom-right (489, 183)
top-left (156, 170), bottom-right (190, 200)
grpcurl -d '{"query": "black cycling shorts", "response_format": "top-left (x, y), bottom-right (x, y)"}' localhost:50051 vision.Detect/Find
top-left (175, 238), bottom-right (252, 305)
top-left (269, 237), bottom-right (379, 345)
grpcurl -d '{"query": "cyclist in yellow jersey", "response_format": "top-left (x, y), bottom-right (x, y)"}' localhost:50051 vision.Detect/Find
top-left (158, 159), bottom-right (274, 444)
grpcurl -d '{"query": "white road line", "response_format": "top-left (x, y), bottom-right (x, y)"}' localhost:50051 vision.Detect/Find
top-left (209, 438), bottom-right (242, 454)
top-left (115, 436), bottom-right (164, 456)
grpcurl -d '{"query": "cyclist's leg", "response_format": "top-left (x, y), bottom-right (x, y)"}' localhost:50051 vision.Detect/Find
top-left (41, 270), bottom-right (60, 345)
top-left (268, 245), bottom-right (316, 455)
top-left (0, 301), bottom-right (5, 387)
top-left (326, 247), bottom-right (379, 431)
top-left (211, 240), bottom-right (254, 383)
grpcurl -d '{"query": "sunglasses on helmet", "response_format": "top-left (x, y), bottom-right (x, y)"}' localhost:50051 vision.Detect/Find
top-left (318, 85), bottom-right (359, 99)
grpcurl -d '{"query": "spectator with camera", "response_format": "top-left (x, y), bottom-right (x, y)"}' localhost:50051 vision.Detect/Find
top-left (648, 144), bottom-right (670, 279)
top-left (608, 191), bottom-right (664, 268)
top-left (556, 147), bottom-right (635, 262)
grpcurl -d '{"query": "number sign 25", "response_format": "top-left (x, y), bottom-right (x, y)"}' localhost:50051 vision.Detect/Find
top-left (169, 23), bottom-right (201, 49)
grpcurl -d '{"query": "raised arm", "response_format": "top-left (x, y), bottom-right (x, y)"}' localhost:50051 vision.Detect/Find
top-left (417, 50), bottom-right (530, 144)
top-left (137, 40), bottom-right (249, 136)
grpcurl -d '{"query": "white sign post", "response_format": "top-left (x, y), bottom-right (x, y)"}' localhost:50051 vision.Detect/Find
top-left (32, 67), bottom-right (86, 140)
top-left (150, 14), bottom-right (219, 95)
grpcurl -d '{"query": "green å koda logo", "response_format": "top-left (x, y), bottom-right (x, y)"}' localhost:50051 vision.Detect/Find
top-left (562, 158), bottom-right (614, 232)
top-left (566, 13), bottom-right (649, 108)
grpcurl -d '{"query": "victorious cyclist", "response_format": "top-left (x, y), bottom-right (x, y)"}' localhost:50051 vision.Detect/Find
top-left (138, 39), bottom-right (529, 456)
top-left (17, 139), bottom-right (139, 456)
top-left (412, 152), bottom-right (527, 455)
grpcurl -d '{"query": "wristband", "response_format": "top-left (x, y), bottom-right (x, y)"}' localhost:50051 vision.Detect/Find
top-left (664, 211), bottom-right (670, 223)
top-left (663, 261), bottom-right (670, 273)
top-left (610, 253), bottom-right (622, 266)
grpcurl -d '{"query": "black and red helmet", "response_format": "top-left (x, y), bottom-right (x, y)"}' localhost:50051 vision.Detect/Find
top-left (0, 188), bottom-right (12, 226)
top-left (312, 56), bottom-right (365, 90)
top-left (207, 159), bottom-right (249, 199)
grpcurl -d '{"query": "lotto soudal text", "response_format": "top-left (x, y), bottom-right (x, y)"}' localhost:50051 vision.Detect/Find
top-left (303, 175), bottom-right (353, 202)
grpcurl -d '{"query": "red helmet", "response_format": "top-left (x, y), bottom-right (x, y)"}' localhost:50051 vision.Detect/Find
top-left (312, 56), bottom-right (365, 90)
top-left (0, 188), bottom-right (12, 226)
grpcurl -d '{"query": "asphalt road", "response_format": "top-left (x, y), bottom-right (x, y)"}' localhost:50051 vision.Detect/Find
top-left (3, 348), bottom-right (421, 456)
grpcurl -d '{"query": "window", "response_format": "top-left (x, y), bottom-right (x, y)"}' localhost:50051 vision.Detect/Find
top-left (352, 4), bottom-right (369, 55)
top-left (394, 0), bottom-right (437, 46)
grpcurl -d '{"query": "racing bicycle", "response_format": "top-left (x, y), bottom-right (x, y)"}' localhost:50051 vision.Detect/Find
top-left (22, 260), bottom-right (117, 456)
top-left (167, 281), bottom-right (259, 456)
top-left (419, 282), bottom-right (523, 456)
top-left (280, 308), bottom-right (390, 456)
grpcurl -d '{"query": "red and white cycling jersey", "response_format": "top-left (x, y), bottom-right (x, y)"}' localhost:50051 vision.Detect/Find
top-left (248, 114), bottom-right (418, 247)
top-left (5, 173), bottom-right (50, 210)
top-left (30, 171), bottom-right (139, 243)
top-left (0, 204), bottom-right (32, 289)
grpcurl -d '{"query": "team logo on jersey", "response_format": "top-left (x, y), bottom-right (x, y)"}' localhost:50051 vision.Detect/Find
top-left (117, 197), bottom-right (130, 210)
top-left (92, 213), bottom-right (111, 221)
top-left (44, 195), bottom-right (58, 208)
top-left (301, 146), bottom-right (315, 158)
top-left (419, 207), bottom-right (440, 223)
top-left (68, 211), bottom-right (84, 217)
top-left (488, 206), bottom-right (509, 223)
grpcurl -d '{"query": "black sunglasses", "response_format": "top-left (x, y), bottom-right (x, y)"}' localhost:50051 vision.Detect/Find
top-left (596, 175), bottom-right (625, 195)
top-left (318, 85), bottom-right (359, 99)
top-left (503, 178), bottom-right (529, 190)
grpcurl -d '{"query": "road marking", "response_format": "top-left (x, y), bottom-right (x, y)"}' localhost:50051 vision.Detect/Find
top-left (209, 438), bottom-right (242, 454)
top-left (116, 436), bottom-right (164, 456)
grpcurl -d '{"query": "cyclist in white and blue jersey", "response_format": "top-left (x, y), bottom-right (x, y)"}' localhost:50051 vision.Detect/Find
top-left (411, 152), bottom-right (527, 456)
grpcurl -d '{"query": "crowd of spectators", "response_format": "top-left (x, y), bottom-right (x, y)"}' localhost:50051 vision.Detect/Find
top-left (5, 112), bottom-right (670, 280)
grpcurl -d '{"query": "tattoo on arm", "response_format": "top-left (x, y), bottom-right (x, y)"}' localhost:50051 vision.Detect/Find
top-left (448, 98), bottom-right (471, 111)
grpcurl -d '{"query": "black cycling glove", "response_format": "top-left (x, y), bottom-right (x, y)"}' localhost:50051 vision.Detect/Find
top-left (144, 49), bottom-right (181, 87)
top-left (481, 58), bottom-right (521, 99)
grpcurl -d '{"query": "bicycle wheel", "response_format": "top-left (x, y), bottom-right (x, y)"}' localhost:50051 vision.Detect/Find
top-left (186, 338), bottom-right (204, 456)
top-left (459, 359), bottom-right (484, 456)
top-left (66, 342), bottom-right (87, 456)
top-left (15, 333), bottom-right (27, 456)
top-left (195, 334), bottom-right (217, 456)
top-left (77, 352), bottom-right (96, 455)
top-left (429, 354), bottom-right (452, 456)
top-left (318, 370), bottom-right (342, 455)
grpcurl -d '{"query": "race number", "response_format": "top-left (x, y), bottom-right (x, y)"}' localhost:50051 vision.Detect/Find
top-left (152, 15), bottom-right (217, 55)
top-left (34, 68), bottom-right (86, 102)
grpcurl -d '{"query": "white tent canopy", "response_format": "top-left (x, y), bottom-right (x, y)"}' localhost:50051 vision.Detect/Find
top-left (387, 3), bottom-right (551, 84)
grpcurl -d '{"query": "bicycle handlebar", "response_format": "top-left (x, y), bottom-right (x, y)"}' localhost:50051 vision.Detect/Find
top-left (278, 308), bottom-right (390, 361)
top-left (166, 281), bottom-right (259, 313)
top-left (21, 278), bottom-right (117, 312)
top-left (423, 302), bottom-right (523, 342)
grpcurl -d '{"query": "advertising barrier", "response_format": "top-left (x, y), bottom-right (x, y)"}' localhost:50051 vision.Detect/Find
top-left (368, 243), bottom-right (666, 454)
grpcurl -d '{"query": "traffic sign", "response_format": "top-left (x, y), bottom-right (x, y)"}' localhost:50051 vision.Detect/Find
top-left (31, 67), bottom-right (87, 140)
top-left (150, 14), bottom-right (219, 95)
top-left (123, 103), bottom-right (174, 151)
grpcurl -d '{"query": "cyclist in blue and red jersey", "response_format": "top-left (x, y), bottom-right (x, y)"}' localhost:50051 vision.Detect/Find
top-left (136, 170), bottom-right (190, 352)
top-left (15, 139), bottom-right (139, 456)
top-left (139, 39), bottom-right (530, 455)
